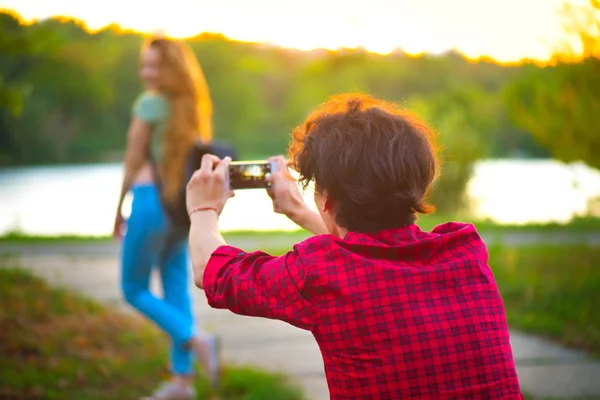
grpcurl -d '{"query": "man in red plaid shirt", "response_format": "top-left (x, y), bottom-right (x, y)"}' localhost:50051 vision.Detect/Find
top-left (186, 93), bottom-right (523, 399)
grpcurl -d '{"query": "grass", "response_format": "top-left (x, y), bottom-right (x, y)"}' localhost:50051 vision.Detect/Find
top-left (0, 232), bottom-right (114, 242)
top-left (489, 245), bottom-right (600, 356)
top-left (0, 267), bottom-right (304, 400)
top-left (1, 215), bottom-right (599, 243)
top-left (0, 231), bottom-right (310, 243)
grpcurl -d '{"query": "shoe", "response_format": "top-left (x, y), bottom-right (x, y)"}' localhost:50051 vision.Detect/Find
top-left (140, 381), bottom-right (196, 400)
top-left (197, 332), bottom-right (221, 389)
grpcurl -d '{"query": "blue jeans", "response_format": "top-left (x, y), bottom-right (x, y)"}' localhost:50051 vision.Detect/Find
top-left (121, 184), bottom-right (196, 375)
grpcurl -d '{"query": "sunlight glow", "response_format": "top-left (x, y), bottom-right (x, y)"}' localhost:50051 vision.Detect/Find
top-left (0, 0), bottom-right (591, 62)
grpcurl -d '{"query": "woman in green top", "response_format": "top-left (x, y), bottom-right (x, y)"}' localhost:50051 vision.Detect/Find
top-left (113, 37), bottom-right (217, 400)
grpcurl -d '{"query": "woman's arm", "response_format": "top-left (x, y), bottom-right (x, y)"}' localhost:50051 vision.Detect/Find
top-left (113, 117), bottom-right (152, 236)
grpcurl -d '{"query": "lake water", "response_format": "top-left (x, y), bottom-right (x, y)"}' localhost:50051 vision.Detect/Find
top-left (0, 159), bottom-right (599, 236)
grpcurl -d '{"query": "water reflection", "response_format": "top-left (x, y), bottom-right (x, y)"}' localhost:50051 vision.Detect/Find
top-left (468, 160), bottom-right (600, 224)
top-left (0, 159), bottom-right (598, 236)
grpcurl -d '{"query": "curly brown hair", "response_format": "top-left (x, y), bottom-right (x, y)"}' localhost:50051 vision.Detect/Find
top-left (289, 93), bottom-right (439, 232)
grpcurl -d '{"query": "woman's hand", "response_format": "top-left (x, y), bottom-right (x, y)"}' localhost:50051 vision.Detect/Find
top-left (186, 154), bottom-right (234, 216)
top-left (113, 212), bottom-right (125, 238)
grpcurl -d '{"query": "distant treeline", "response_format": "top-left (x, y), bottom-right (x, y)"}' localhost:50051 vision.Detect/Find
top-left (0, 11), bottom-right (549, 166)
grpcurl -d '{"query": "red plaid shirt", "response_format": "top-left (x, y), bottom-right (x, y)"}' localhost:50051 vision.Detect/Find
top-left (203, 222), bottom-right (522, 399)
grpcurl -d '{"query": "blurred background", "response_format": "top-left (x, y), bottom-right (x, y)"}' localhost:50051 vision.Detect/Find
top-left (0, 0), bottom-right (599, 235)
top-left (1, 1), bottom-right (599, 399)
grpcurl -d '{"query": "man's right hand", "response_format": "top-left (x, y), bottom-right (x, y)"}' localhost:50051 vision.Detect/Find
top-left (266, 155), bottom-right (306, 218)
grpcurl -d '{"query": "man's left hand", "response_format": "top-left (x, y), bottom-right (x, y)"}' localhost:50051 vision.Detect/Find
top-left (186, 154), bottom-right (234, 216)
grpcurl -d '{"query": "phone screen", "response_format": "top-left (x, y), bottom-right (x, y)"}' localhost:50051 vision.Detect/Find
top-left (228, 162), bottom-right (272, 190)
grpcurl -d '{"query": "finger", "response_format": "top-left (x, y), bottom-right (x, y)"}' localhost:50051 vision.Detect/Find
top-left (200, 153), bottom-right (221, 172)
top-left (272, 171), bottom-right (288, 188)
top-left (214, 156), bottom-right (231, 183)
top-left (188, 168), bottom-right (204, 186)
top-left (266, 172), bottom-right (280, 198)
top-left (191, 169), bottom-right (203, 180)
top-left (214, 156), bottom-right (231, 175)
top-left (269, 155), bottom-right (289, 172)
top-left (267, 155), bottom-right (284, 162)
top-left (276, 158), bottom-right (296, 180)
top-left (267, 172), bottom-right (287, 199)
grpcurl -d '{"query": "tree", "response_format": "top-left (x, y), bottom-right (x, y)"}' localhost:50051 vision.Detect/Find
top-left (504, 0), bottom-right (600, 169)
top-left (411, 85), bottom-right (498, 213)
top-left (0, 12), bottom-right (34, 116)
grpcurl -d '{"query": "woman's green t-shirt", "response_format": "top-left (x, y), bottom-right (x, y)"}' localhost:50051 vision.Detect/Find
top-left (132, 92), bottom-right (169, 161)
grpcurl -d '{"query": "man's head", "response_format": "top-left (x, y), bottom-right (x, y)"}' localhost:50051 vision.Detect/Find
top-left (290, 93), bottom-right (439, 234)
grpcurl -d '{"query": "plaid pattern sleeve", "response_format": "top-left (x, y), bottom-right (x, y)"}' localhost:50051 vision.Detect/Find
top-left (203, 244), bottom-right (313, 330)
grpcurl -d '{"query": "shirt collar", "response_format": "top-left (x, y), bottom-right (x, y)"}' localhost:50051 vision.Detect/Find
top-left (342, 224), bottom-right (425, 246)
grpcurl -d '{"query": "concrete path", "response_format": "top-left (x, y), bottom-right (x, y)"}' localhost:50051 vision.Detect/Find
top-left (1, 242), bottom-right (599, 399)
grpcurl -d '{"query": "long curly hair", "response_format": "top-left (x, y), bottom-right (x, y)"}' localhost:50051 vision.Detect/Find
top-left (142, 37), bottom-right (212, 204)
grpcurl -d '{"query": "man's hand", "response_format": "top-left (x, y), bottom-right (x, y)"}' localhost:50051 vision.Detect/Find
top-left (186, 154), bottom-right (234, 216)
top-left (266, 155), bottom-right (306, 218)
top-left (266, 155), bottom-right (328, 235)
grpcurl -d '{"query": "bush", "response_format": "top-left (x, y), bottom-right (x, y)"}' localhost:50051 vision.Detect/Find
top-left (489, 245), bottom-right (600, 355)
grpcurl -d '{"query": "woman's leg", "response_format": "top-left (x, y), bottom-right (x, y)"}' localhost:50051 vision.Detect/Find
top-left (160, 234), bottom-right (220, 386)
top-left (121, 187), bottom-right (195, 355)
top-left (158, 236), bottom-right (195, 376)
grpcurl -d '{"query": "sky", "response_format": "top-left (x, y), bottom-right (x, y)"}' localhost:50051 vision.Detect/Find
top-left (0, 0), bottom-right (590, 62)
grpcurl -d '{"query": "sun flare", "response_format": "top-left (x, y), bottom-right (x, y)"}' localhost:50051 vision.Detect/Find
top-left (0, 0), bottom-right (591, 62)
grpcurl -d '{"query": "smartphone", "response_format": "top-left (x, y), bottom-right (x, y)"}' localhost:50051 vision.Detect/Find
top-left (227, 161), bottom-right (277, 190)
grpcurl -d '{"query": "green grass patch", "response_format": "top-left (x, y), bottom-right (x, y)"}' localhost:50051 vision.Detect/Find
top-left (1, 215), bottom-right (599, 243)
top-left (0, 230), bottom-right (311, 244)
top-left (489, 245), bottom-right (600, 356)
top-left (0, 232), bottom-right (114, 243)
top-left (0, 267), bottom-right (304, 400)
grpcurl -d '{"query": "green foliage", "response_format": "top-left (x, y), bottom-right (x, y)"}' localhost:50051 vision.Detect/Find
top-left (504, 59), bottom-right (600, 169)
top-left (411, 85), bottom-right (493, 212)
top-left (490, 245), bottom-right (600, 355)
top-left (0, 267), bottom-right (304, 400)
top-left (504, 0), bottom-right (600, 169)
top-left (0, 12), bottom-right (35, 117)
